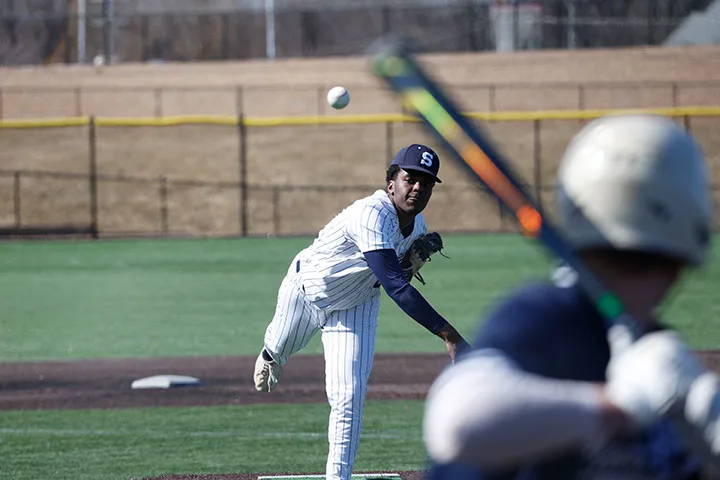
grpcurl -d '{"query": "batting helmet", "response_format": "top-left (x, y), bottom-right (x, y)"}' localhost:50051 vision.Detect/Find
top-left (556, 114), bottom-right (713, 266)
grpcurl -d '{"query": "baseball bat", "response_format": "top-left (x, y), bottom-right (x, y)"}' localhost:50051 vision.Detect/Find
top-left (368, 36), bottom-right (643, 341)
top-left (368, 39), bottom-right (720, 471)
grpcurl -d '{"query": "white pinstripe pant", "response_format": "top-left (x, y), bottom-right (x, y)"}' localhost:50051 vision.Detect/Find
top-left (263, 256), bottom-right (380, 480)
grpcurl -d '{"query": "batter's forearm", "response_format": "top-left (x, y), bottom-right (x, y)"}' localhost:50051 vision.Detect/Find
top-left (424, 350), bottom-right (606, 469)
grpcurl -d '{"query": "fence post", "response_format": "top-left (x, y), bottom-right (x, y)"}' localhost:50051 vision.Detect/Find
top-left (466, 3), bottom-right (478, 51)
top-left (221, 14), bottom-right (230, 59)
top-left (497, 196), bottom-right (506, 233)
top-left (385, 121), bottom-right (393, 163)
top-left (683, 114), bottom-right (691, 133)
top-left (647, 2), bottom-right (656, 45)
top-left (102, 0), bottom-right (113, 64)
top-left (159, 176), bottom-right (168, 234)
top-left (88, 116), bottom-right (99, 239)
top-left (671, 83), bottom-right (679, 108)
top-left (577, 84), bottom-right (585, 110)
top-left (13, 171), bottom-right (20, 229)
top-left (381, 7), bottom-right (391, 34)
top-left (75, 87), bottom-right (82, 117)
top-left (533, 119), bottom-right (542, 211)
top-left (317, 86), bottom-right (325, 116)
top-left (141, 14), bottom-right (149, 61)
top-left (512, 1), bottom-right (519, 51)
top-left (235, 86), bottom-right (244, 117)
top-left (0, 87), bottom-right (4, 120)
top-left (154, 89), bottom-right (163, 117)
top-left (272, 186), bottom-right (280, 236)
top-left (238, 114), bottom-right (248, 237)
top-left (64, 24), bottom-right (72, 64)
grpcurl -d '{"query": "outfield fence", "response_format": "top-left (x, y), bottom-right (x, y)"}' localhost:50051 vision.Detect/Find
top-left (0, 106), bottom-right (718, 238)
top-left (3, 79), bottom-right (720, 120)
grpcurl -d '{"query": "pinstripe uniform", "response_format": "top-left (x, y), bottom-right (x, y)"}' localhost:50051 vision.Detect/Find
top-left (262, 189), bottom-right (427, 480)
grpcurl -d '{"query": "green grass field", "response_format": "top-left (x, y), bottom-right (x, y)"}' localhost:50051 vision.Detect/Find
top-left (0, 401), bottom-right (426, 480)
top-left (0, 234), bottom-right (555, 361)
top-left (1, 234), bottom-right (719, 480)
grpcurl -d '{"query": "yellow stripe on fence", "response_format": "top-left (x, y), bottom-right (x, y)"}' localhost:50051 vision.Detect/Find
top-left (1, 106), bottom-right (720, 129)
top-left (0, 117), bottom-right (91, 128)
top-left (469, 106), bottom-right (720, 121)
top-left (242, 113), bottom-right (416, 127)
top-left (95, 115), bottom-right (239, 127)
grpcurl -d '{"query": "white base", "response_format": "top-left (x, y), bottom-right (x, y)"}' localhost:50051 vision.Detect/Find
top-left (130, 374), bottom-right (201, 389)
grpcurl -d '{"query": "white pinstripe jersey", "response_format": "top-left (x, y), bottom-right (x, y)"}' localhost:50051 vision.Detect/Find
top-left (297, 189), bottom-right (428, 311)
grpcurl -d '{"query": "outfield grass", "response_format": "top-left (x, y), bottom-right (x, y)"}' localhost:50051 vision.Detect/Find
top-left (1, 234), bottom-right (719, 361)
top-left (0, 234), bottom-right (553, 361)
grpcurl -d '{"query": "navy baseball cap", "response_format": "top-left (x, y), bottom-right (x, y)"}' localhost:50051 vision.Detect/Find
top-left (390, 144), bottom-right (442, 183)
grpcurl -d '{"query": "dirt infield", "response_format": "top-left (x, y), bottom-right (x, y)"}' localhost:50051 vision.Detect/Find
top-left (4, 351), bottom-right (720, 480)
top-left (0, 353), bottom-right (450, 411)
top-left (4, 351), bottom-right (720, 411)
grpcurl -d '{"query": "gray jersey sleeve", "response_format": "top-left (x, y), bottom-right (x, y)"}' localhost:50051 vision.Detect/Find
top-left (423, 349), bottom-right (605, 470)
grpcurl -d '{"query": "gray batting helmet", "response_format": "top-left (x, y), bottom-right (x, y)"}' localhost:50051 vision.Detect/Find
top-left (556, 114), bottom-right (713, 266)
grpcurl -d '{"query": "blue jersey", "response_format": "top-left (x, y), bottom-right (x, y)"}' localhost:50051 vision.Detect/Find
top-left (430, 279), bottom-right (701, 480)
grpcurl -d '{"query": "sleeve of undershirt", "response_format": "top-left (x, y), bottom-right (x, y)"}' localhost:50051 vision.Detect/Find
top-left (348, 203), bottom-right (397, 253)
top-left (364, 249), bottom-right (448, 334)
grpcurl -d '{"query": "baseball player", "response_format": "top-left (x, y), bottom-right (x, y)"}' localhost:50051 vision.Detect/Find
top-left (254, 143), bottom-right (470, 480)
top-left (423, 114), bottom-right (720, 479)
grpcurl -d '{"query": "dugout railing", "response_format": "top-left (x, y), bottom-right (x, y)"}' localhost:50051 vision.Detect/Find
top-left (0, 107), bottom-right (718, 239)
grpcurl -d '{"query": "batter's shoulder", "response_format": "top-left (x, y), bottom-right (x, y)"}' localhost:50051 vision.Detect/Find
top-left (474, 282), bottom-right (585, 348)
top-left (473, 280), bottom-right (608, 374)
top-left (487, 281), bottom-right (583, 329)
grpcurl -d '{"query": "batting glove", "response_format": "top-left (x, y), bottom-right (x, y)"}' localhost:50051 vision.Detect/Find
top-left (605, 324), bottom-right (707, 428)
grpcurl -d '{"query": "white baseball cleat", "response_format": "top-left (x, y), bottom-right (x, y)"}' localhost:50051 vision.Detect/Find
top-left (254, 348), bottom-right (282, 392)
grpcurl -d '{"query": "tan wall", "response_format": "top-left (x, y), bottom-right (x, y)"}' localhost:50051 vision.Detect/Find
top-left (1, 115), bottom-right (718, 237)
top-left (1, 46), bottom-right (719, 236)
top-left (2, 45), bottom-right (720, 118)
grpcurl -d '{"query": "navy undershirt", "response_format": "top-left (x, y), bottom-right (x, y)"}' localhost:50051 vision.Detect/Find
top-left (363, 249), bottom-right (447, 334)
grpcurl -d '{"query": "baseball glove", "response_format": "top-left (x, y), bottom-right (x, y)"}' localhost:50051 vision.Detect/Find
top-left (400, 232), bottom-right (447, 285)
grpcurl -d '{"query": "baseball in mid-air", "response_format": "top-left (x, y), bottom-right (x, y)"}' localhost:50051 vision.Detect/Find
top-left (327, 86), bottom-right (350, 110)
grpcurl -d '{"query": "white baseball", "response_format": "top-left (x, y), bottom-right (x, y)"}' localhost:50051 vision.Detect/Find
top-left (327, 86), bottom-right (350, 110)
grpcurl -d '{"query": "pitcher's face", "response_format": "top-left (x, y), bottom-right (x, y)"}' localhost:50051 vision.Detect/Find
top-left (388, 168), bottom-right (435, 215)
